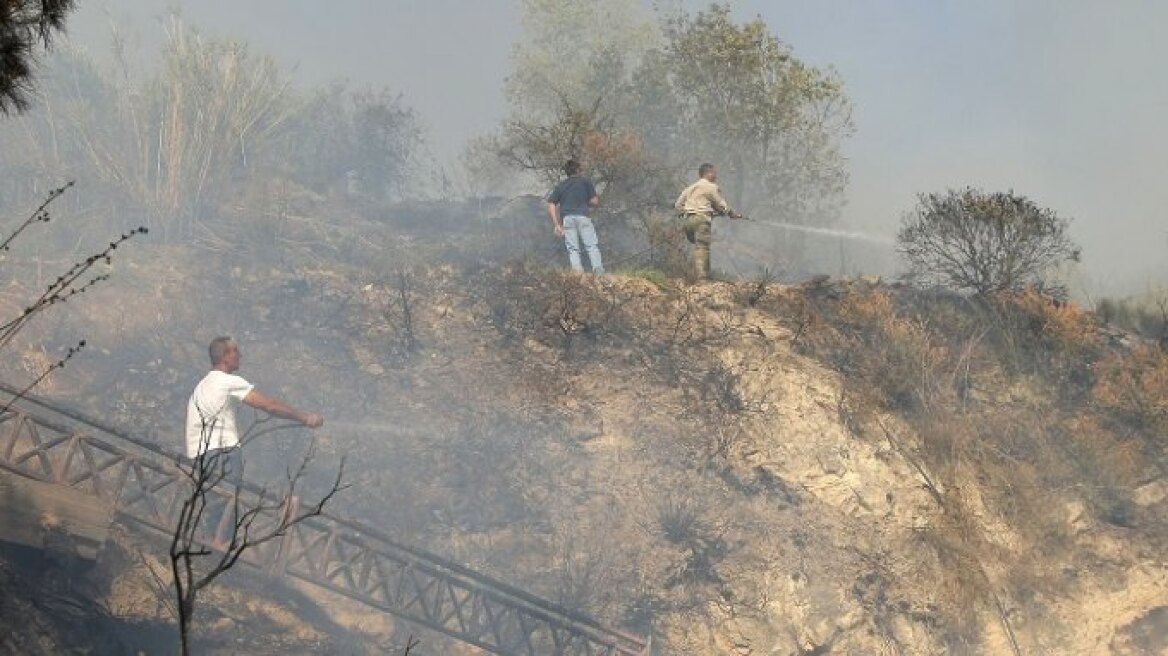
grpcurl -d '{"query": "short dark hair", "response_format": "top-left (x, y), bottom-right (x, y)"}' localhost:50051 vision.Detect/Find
top-left (564, 159), bottom-right (581, 176)
top-left (209, 336), bottom-right (235, 365)
top-left (698, 163), bottom-right (715, 177)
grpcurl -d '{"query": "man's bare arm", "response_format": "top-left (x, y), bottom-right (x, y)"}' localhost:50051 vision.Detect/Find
top-left (588, 194), bottom-right (600, 208)
top-left (243, 390), bottom-right (324, 427)
top-left (547, 202), bottom-right (564, 235)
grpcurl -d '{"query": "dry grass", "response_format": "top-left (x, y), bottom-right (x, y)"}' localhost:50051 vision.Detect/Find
top-left (986, 289), bottom-right (1102, 393)
top-left (1094, 345), bottom-right (1168, 475)
top-left (1094, 345), bottom-right (1168, 435)
top-left (775, 282), bottom-right (1165, 649)
top-left (797, 290), bottom-right (949, 414)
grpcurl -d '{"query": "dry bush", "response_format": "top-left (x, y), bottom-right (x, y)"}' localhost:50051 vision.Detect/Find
top-left (782, 285), bottom-right (1147, 648)
top-left (1094, 345), bottom-right (1168, 436)
top-left (33, 19), bottom-right (296, 238)
top-left (477, 262), bottom-right (633, 353)
top-left (897, 411), bottom-right (1093, 653)
top-left (654, 495), bottom-right (704, 546)
top-left (810, 291), bottom-right (948, 414)
top-left (545, 513), bottom-right (658, 624)
top-left (1094, 345), bottom-right (1168, 476)
top-left (734, 267), bottom-right (779, 308)
top-left (677, 361), bottom-right (772, 462)
top-left (650, 493), bottom-right (726, 591)
top-left (5, 18), bottom-right (425, 246)
top-left (987, 289), bottom-right (1101, 392)
top-left (636, 211), bottom-right (690, 280)
top-left (898, 188), bottom-right (1080, 295)
top-left (382, 267), bottom-right (420, 362)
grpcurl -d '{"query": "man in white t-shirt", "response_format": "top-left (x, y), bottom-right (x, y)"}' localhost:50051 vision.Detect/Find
top-left (185, 336), bottom-right (324, 540)
top-left (186, 336), bottom-right (324, 458)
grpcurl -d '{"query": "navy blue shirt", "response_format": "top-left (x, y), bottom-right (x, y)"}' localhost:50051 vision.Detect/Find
top-left (548, 176), bottom-right (597, 218)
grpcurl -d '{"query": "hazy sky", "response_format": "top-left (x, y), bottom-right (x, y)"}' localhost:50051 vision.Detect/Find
top-left (63, 1), bottom-right (1167, 293)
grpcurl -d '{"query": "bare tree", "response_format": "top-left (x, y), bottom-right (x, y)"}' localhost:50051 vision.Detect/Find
top-left (0, 0), bottom-right (76, 114)
top-left (0, 182), bottom-right (148, 409)
top-left (898, 188), bottom-right (1081, 296)
top-left (170, 417), bottom-right (345, 656)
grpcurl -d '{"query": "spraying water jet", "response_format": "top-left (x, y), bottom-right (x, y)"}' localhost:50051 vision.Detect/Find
top-left (743, 219), bottom-right (894, 246)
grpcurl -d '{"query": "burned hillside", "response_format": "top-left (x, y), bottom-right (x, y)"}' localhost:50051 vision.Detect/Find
top-left (3, 3), bottom-right (1168, 655)
top-left (1, 189), bottom-right (1165, 653)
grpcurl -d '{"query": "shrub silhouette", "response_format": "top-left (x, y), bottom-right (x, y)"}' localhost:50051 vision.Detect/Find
top-left (898, 189), bottom-right (1080, 296)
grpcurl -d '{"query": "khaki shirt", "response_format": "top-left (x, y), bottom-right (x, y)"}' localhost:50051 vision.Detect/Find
top-left (674, 178), bottom-right (733, 217)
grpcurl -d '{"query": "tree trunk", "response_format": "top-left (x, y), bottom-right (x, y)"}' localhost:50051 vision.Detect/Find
top-left (179, 600), bottom-right (193, 656)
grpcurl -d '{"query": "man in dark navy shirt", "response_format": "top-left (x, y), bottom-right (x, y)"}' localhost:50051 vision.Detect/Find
top-left (547, 159), bottom-right (604, 274)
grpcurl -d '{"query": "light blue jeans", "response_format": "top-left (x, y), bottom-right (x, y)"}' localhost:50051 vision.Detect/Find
top-left (562, 215), bottom-right (604, 273)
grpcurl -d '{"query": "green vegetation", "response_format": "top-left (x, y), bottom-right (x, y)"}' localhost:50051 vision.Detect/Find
top-left (619, 266), bottom-right (671, 288)
top-left (472, 1), bottom-right (851, 267)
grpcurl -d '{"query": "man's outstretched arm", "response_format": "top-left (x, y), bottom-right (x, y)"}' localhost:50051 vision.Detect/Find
top-left (712, 187), bottom-right (742, 219)
top-left (243, 390), bottom-right (324, 427)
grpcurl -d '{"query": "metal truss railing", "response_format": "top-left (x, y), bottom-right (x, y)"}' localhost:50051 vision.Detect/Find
top-left (0, 385), bottom-right (649, 655)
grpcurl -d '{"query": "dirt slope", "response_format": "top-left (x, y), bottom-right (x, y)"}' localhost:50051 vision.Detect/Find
top-left (2, 205), bottom-right (1166, 654)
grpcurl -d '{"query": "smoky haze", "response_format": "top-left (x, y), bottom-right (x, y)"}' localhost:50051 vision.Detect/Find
top-left (3, 2), bottom-right (1167, 653)
top-left (63, 0), bottom-right (1168, 296)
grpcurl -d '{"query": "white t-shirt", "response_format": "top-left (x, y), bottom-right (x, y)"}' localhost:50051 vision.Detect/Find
top-left (185, 370), bottom-right (255, 457)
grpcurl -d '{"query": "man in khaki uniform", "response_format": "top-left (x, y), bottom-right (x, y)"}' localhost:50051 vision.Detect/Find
top-left (674, 163), bottom-right (743, 279)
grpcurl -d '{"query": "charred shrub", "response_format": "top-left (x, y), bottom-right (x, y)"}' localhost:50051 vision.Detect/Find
top-left (476, 262), bottom-right (632, 352)
top-left (655, 495), bottom-right (704, 545)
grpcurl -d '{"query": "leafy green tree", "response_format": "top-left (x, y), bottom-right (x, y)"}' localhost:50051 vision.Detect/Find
top-left (482, 2), bottom-right (852, 232)
top-left (898, 188), bottom-right (1082, 295)
top-left (506, 0), bottom-right (657, 119)
top-left (645, 3), bottom-right (852, 224)
top-left (475, 94), bottom-right (663, 210)
top-left (466, 0), bottom-right (660, 194)
top-left (465, 0), bottom-right (666, 212)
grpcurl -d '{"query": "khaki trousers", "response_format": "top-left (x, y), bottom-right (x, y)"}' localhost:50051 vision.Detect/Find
top-left (683, 213), bottom-right (713, 279)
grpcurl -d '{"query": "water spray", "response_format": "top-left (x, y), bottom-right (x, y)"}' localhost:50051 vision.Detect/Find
top-left (321, 419), bottom-right (404, 435)
top-left (741, 218), bottom-right (894, 246)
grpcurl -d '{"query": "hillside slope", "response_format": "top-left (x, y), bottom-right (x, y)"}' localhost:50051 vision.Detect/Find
top-left (1, 204), bottom-right (1166, 654)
